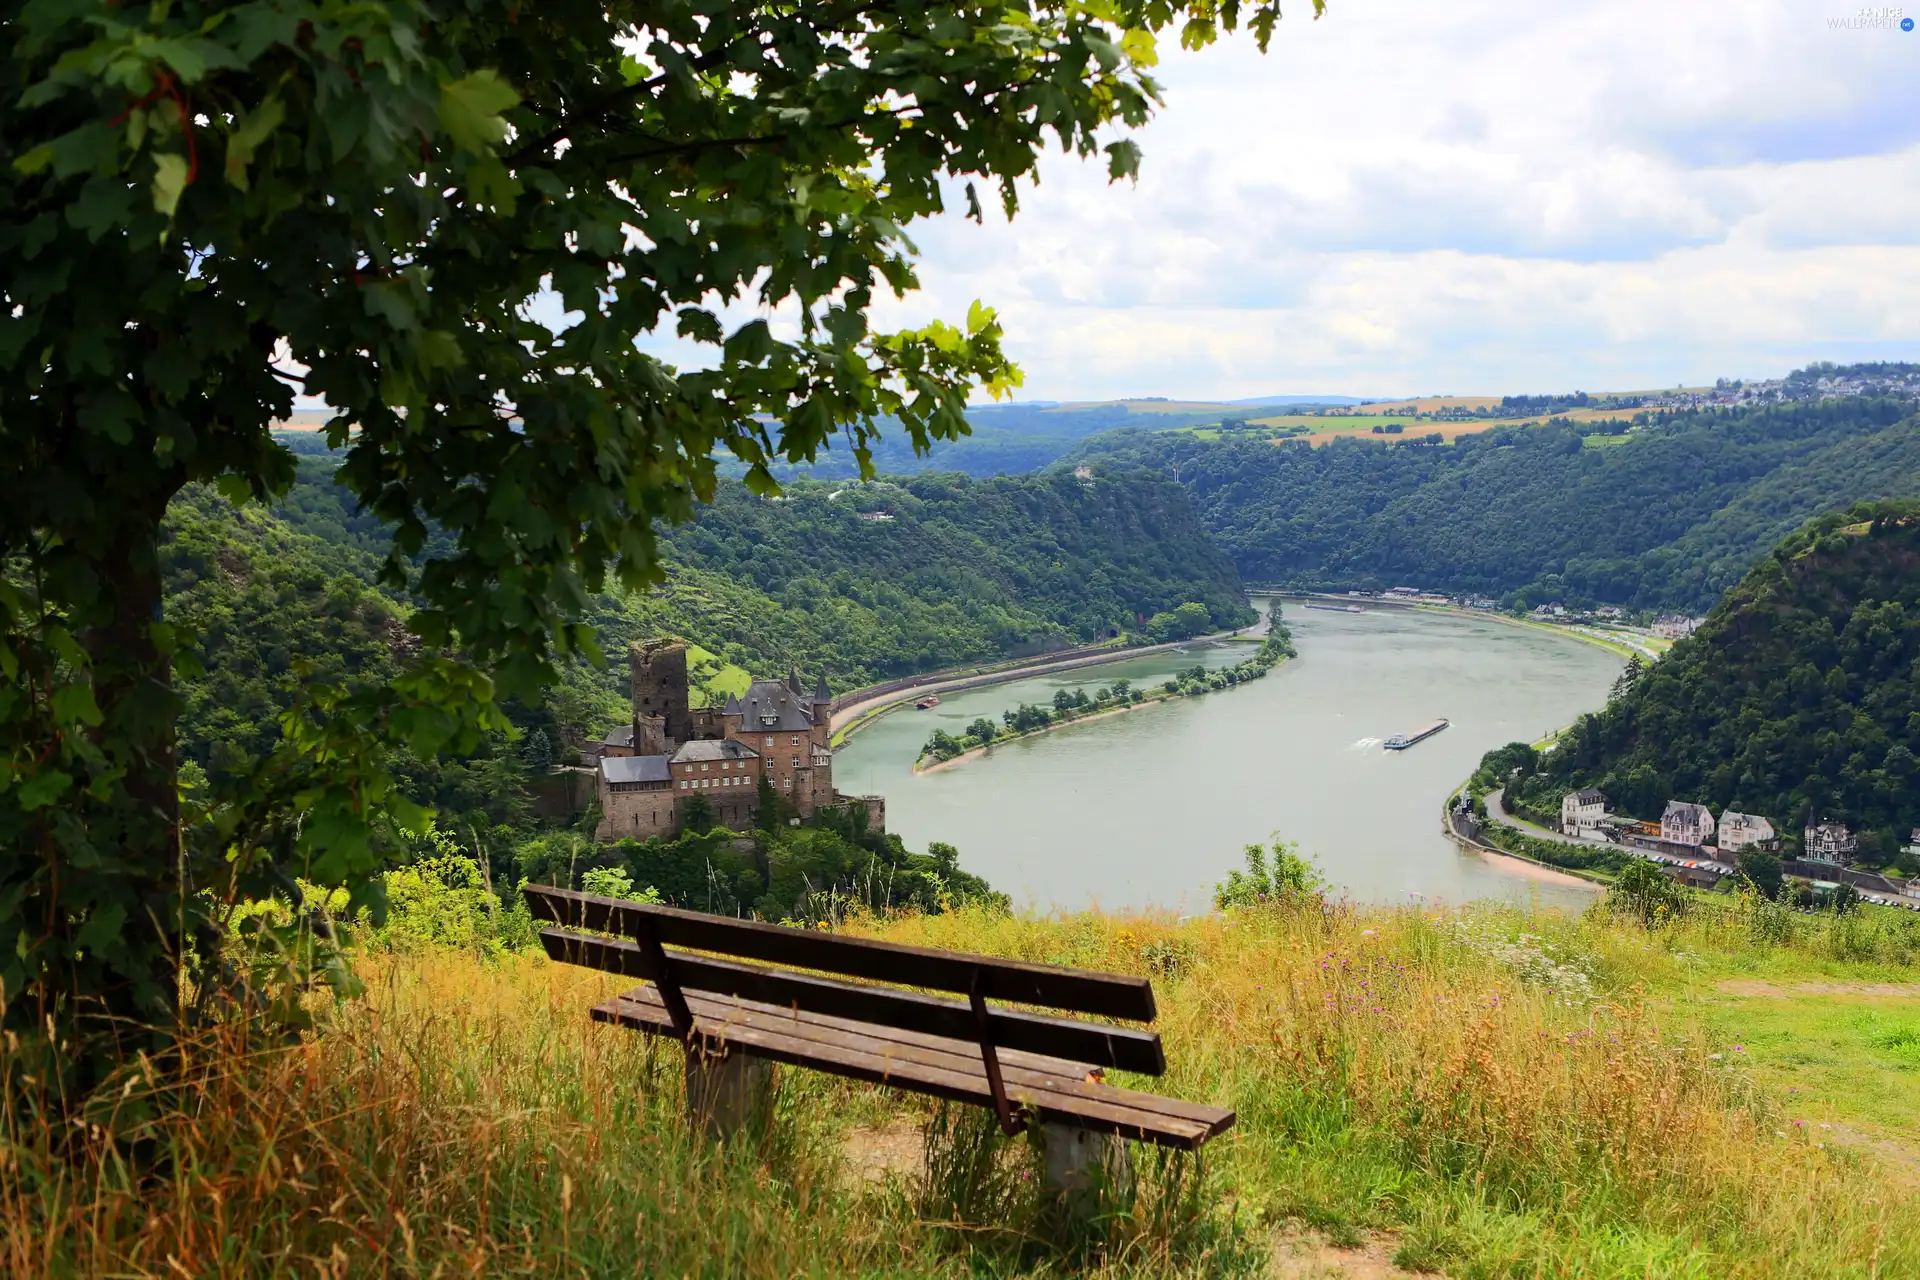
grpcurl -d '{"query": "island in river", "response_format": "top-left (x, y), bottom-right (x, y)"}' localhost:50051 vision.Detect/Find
top-left (833, 601), bottom-right (1625, 913)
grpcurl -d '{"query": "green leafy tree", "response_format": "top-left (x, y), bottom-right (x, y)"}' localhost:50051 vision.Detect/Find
top-left (1605, 858), bottom-right (1688, 928)
top-left (965, 718), bottom-right (999, 744)
top-left (520, 729), bottom-right (554, 773)
top-left (2, 0), bottom-right (1312, 1086)
top-left (1052, 688), bottom-right (1077, 713)
top-left (1737, 847), bottom-right (1784, 900)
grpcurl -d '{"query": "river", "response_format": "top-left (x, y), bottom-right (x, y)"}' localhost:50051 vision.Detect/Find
top-left (834, 601), bottom-right (1625, 913)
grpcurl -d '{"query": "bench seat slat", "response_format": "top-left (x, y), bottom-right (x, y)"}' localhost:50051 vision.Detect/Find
top-left (525, 885), bottom-right (1155, 1021)
top-left (594, 985), bottom-right (1234, 1151)
top-left (541, 928), bottom-right (1166, 1076)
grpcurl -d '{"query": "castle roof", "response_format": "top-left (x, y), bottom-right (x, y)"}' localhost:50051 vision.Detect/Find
top-left (736, 678), bottom-right (819, 732)
top-left (601, 723), bottom-right (635, 748)
top-left (813, 673), bottom-right (832, 705)
top-left (671, 738), bottom-right (760, 763)
top-left (723, 692), bottom-right (745, 715)
top-left (601, 754), bottom-right (671, 784)
top-left (1569, 788), bottom-right (1607, 805)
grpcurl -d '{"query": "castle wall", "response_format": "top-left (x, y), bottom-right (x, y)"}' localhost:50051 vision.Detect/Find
top-left (630, 639), bottom-right (692, 747)
top-left (596, 780), bottom-right (677, 842)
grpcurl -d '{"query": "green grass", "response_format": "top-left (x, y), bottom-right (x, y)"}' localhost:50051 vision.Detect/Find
top-left (1672, 992), bottom-right (1920, 1136)
top-left (13, 887), bottom-right (1920, 1275)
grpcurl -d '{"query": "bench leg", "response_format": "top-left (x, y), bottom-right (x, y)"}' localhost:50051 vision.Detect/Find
top-left (1038, 1123), bottom-right (1134, 1208)
top-left (684, 1045), bottom-right (775, 1142)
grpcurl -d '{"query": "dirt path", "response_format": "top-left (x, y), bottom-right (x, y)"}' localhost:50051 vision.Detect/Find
top-left (1717, 979), bottom-right (1919, 997)
top-left (1272, 1229), bottom-right (1436, 1279)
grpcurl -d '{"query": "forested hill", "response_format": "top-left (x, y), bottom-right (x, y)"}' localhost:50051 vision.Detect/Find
top-left (1510, 502), bottom-right (1920, 871)
top-left (648, 470), bottom-right (1254, 670)
top-left (167, 447), bottom-right (1254, 778)
top-left (1071, 397), bottom-right (1920, 612)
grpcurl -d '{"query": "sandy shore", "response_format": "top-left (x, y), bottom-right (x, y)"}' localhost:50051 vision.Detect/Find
top-left (1468, 847), bottom-right (1600, 891)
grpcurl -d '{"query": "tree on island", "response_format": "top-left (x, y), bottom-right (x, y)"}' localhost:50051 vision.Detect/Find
top-left (1, 0), bottom-right (1314, 1095)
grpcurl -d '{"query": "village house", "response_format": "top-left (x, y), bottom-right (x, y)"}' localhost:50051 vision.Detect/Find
top-left (1560, 788), bottom-right (1610, 835)
top-left (1661, 800), bottom-right (1717, 848)
top-left (594, 638), bottom-right (883, 843)
top-left (1803, 820), bottom-right (1857, 866)
top-left (1716, 811), bottom-right (1777, 853)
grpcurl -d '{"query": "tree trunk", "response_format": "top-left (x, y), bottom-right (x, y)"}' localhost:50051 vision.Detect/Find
top-left (75, 506), bottom-right (183, 1060)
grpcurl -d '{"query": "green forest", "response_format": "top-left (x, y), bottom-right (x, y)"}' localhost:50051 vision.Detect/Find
top-left (157, 441), bottom-right (1255, 912)
top-left (1072, 397), bottom-right (1920, 611)
top-left (1496, 501), bottom-right (1920, 873)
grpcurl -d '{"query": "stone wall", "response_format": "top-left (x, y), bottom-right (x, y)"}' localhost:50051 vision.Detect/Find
top-left (596, 782), bottom-right (677, 843)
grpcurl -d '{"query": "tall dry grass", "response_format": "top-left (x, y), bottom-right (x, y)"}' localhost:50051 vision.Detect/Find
top-left (5, 895), bottom-right (1916, 1276)
top-left (874, 900), bottom-right (1920, 1276)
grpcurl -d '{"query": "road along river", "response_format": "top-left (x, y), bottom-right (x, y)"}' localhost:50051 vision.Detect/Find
top-left (834, 601), bottom-right (1625, 913)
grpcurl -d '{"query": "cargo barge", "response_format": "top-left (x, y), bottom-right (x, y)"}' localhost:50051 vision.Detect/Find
top-left (915, 694), bottom-right (941, 710)
top-left (1305, 603), bottom-right (1366, 613)
top-left (1383, 718), bottom-right (1449, 750)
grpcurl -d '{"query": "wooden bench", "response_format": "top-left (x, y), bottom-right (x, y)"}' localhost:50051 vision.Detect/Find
top-left (523, 884), bottom-right (1234, 1152)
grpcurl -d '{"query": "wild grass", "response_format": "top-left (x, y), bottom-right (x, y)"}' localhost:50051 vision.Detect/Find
top-left (5, 892), bottom-right (1918, 1277)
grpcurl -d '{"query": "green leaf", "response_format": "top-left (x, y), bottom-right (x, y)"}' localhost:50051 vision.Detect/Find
top-left (49, 683), bottom-right (102, 728)
top-left (438, 70), bottom-right (520, 152)
top-left (151, 153), bottom-right (190, 219)
top-left (13, 143), bottom-right (54, 176)
top-left (15, 769), bottom-right (73, 810)
top-left (224, 95), bottom-right (285, 191)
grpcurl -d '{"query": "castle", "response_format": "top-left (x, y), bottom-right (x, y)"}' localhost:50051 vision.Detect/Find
top-left (594, 638), bottom-right (883, 842)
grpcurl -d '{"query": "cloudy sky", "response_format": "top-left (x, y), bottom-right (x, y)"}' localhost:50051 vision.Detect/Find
top-left (853, 0), bottom-right (1920, 401)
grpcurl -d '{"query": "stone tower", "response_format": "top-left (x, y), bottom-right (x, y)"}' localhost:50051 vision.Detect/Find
top-left (630, 638), bottom-right (692, 750)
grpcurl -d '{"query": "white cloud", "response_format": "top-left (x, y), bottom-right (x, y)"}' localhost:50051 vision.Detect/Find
top-left (873, 0), bottom-right (1920, 399)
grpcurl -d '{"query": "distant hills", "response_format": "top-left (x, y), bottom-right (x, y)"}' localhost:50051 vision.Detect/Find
top-left (1506, 501), bottom-right (1920, 871)
top-left (1072, 396), bottom-right (1920, 613)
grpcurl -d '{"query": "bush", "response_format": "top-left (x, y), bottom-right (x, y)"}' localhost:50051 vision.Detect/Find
top-left (1214, 838), bottom-right (1325, 910)
top-left (1605, 857), bottom-right (1689, 927)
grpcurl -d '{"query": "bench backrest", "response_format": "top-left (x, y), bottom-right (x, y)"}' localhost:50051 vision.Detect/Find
top-left (522, 883), bottom-right (1165, 1079)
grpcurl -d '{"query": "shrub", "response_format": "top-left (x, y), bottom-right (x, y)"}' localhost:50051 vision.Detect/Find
top-left (1605, 857), bottom-right (1689, 927)
top-left (1213, 837), bottom-right (1325, 910)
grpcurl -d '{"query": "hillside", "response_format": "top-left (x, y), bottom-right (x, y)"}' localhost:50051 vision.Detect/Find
top-left (750, 398), bottom-right (1365, 480)
top-left (1511, 501), bottom-right (1920, 869)
top-left (1072, 397), bottom-right (1920, 611)
top-left (25, 871), bottom-right (1920, 1276)
top-left (170, 449), bottom-right (1254, 768)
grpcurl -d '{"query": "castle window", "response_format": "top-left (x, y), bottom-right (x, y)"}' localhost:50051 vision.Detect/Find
top-left (790, 735), bottom-right (799, 746)
top-left (765, 736), bottom-right (774, 747)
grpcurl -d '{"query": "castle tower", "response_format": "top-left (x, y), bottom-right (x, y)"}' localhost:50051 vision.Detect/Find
top-left (810, 674), bottom-right (833, 748)
top-left (630, 638), bottom-right (692, 750)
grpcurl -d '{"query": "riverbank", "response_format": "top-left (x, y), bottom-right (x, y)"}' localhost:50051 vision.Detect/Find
top-left (1271, 591), bottom-right (1655, 661)
top-left (1440, 790), bottom-right (1608, 891)
top-left (830, 625), bottom-right (1262, 747)
top-left (912, 630), bottom-right (1294, 773)
top-left (913, 693), bottom-right (1176, 774)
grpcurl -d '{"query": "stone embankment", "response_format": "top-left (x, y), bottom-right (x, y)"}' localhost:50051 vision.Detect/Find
top-left (828, 627), bottom-right (1259, 744)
